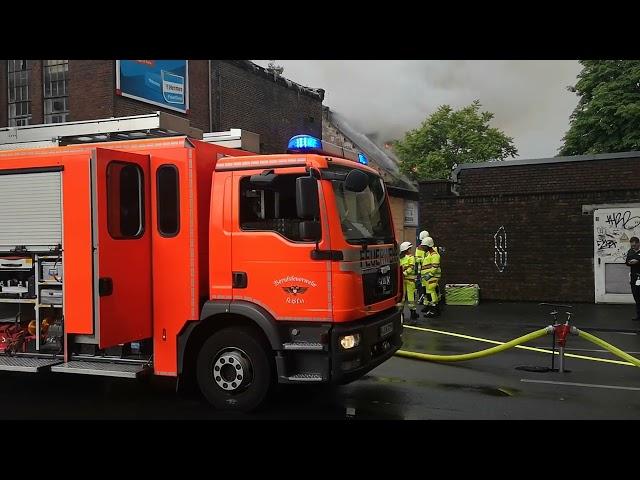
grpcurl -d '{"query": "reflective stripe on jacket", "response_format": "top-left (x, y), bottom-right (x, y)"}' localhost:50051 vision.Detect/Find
top-left (400, 254), bottom-right (417, 280)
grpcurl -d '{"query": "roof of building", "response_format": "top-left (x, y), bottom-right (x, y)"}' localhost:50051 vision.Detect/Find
top-left (451, 150), bottom-right (640, 183)
top-left (229, 61), bottom-right (325, 101)
top-left (324, 108), bottom-right (417, 192)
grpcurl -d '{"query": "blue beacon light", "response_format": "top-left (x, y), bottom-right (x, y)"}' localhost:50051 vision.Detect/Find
top-left (287, 135), bottom-right (322, 151)
top-left (357, 152), bottom-right (369, 165)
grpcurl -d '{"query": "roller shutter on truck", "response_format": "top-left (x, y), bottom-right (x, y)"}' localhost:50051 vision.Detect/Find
top-left (0, 171), bottom-right (62, 250)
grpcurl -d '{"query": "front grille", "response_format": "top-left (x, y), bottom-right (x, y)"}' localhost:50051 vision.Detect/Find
top-left (362, 263), bottom-right (398, 305)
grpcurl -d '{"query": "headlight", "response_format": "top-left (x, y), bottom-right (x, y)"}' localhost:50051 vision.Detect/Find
top-left (339, 333), bottom-right (361, 350)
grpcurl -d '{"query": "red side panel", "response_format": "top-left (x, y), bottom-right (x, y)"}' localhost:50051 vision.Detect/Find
top-left (62, 156), bottom-right (94, 334)
top-left (149, 151), bottom-right (194, 375)
top-left (192, 140), bottom-right (251, 302)
top-left (209, 171), bottom-right (233, 299)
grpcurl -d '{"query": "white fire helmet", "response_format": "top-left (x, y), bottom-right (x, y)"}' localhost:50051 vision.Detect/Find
top-left (419, 230), bottom-right (429, 241)
top-left (421, 236), bottom-right (435, 247)
top-left (399, 241), bottom-right (413, 253)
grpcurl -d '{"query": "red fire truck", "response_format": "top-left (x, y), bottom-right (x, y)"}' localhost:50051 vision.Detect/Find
top-left (0, 118), bottom-right (402, 411)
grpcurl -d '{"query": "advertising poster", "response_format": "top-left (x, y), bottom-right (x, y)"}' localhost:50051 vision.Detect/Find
top-left (116, 60), bottom-right (189, 113)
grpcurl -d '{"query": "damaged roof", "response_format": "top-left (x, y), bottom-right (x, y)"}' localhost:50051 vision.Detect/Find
top-left (325, 108), bottom-right (417, 192)
top-left (227, 61), bottom-right (325, 101)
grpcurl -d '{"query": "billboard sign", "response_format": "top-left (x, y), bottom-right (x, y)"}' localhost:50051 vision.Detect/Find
top-left (116, 60), bottom-right (189, 113)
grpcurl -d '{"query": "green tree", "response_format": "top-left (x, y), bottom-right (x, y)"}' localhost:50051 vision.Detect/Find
top-left (560, 60), bottom-right (640, 156)
top-left (267, 60), bottom-right (284, 76)
top-left (394, 100), bottom-right (517, 181)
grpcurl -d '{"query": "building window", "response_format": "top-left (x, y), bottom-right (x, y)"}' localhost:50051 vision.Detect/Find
top-left (43, 60), bottom-right (69, 124)
top-left (7, 60), bottom-right (32, 126)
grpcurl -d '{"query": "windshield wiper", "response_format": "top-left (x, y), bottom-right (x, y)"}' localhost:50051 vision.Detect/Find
top-left (348, 238), bottom-right (371, 247)
top-left (349, 238), bottom-right (386, 250)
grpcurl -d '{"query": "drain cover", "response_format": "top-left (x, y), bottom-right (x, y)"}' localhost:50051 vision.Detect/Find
top-left (515, 365), bottom-right (554, 373)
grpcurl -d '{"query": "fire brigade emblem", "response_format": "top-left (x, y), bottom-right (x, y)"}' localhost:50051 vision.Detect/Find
top-left (274, 276), bottom-right (317, 305)
top-left (282, 286), bottom-right (308, 295)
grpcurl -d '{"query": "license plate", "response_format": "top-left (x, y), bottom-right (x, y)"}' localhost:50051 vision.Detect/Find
top-left (379, 322), bottom-right (393, 338)
top-left (378, 274), bottom-right (391, 287)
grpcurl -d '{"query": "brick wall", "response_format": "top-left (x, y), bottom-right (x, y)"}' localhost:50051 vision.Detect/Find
top-left (68, 60), bottom-right (115, 122)
top-left (30, 61), bottom-right (43, 125)
top-left (459, 158), bottom-right (640, 196)
top-left (419, 157), bottom-right (640, 302)
top-left (213, 61), bottom-right (323, 153)
top-left (0, 61), bottom-right (6, 127)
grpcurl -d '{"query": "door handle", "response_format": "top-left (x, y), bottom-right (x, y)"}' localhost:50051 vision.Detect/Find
top-left (99, 277), bottom-right (113, 296)
top-left (232, 272), bottom-right (248, 289)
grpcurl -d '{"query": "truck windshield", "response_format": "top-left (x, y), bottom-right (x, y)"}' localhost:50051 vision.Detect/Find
top-left (329, 166), bottom-right (394, 245)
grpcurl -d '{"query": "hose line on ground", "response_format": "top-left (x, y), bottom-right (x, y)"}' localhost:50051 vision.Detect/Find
top-left (575, 328), bottom-right (640, 368)
top-left (395, 326), bottom-right (552, 362)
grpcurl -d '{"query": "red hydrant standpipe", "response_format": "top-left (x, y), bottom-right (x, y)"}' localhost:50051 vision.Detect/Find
top-left (555, 322), bottom-right (572, 372)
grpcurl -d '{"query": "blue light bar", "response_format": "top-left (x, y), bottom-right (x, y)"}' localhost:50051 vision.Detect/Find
top-left (357, 152), bottom-right (369, 165)
top-left (287, 134), bottom-right (322, 151)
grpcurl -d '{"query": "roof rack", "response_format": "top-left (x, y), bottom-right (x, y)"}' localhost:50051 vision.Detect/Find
top-left (0, 111), bottom-right (261, 153)
top-left (0, 111), bottom-right (203, 150)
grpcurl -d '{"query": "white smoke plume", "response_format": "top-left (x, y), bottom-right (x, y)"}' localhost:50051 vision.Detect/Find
top-left (253, 60), bottom-right (581, 159)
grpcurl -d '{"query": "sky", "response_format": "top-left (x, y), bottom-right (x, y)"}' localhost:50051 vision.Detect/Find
top-left (252, 60), bottom-right (582, 159)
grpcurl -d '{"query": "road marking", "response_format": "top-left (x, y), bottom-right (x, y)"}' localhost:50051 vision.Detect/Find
top-left (403, 324), bottom-right (636, 367)
top-left (565, 348), bottom-right (640, 354)
top-left (520, 379), bottom-right (640, 392)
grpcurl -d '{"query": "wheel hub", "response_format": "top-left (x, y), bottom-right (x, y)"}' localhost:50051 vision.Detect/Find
top-left (213, 349), bottom-right (252, 392)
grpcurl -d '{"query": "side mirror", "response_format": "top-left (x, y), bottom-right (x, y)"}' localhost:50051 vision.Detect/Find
top-left (299, 220), bottom-right (321, 242)
top-left (296, 176), bottom-right (319, 219)
top-left (344, 169), bottom-right (368, 193)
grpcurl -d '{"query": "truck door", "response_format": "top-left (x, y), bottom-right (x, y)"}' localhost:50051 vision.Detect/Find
top-left (92, 148), bottom-right (152, 348)
top-left (231, 169), bottom-right (332, 322)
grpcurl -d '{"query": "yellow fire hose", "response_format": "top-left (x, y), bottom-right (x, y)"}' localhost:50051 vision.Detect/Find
top-left (395, 324), bottom-right (640, 368)
top-left (395, 327), bottom-right (552, 362)
top-left (575, 328), bottom-right (640, 367)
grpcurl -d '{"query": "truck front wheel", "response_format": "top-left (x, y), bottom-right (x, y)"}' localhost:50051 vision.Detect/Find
top-left (196, 326), bottom-right (273, 412)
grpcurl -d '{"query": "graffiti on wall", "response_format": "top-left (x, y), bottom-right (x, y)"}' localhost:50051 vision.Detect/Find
top-left (494, 226), bottom-right (507, 272)
top-left (605, 210), bottom-right (640, 230)
top-left (595, 209), bottom-right (640, 261)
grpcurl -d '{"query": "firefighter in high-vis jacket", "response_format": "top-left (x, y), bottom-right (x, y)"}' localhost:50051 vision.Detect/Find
top-left (421, 236), bottom-right (442, 317)
top-left (399, 241), bottom-right (419, 321)
top-left (415, 232), bottom-right (429, 311)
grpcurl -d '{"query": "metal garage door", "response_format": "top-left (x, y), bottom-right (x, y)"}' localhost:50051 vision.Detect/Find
top-left (0, 171), bottom-right (62, 251)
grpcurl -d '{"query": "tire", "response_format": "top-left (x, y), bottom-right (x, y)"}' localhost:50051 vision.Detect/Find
top-left (196, 326), bottom-right (273, 412)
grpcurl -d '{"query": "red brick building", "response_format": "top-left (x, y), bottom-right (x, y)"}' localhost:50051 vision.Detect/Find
top-left (420, 152), bottom-right (640, 303)
top-left (0, 60), bottom-right (324, 154)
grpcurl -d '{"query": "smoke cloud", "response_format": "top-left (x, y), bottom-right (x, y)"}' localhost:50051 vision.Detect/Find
top-left (253, 60), bottom-right (581, 159)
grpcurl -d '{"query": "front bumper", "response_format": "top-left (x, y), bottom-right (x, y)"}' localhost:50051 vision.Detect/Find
top-left (275, 307), bottom-right (403, 384)
top-left (330, 306), bottom-right (403, 384)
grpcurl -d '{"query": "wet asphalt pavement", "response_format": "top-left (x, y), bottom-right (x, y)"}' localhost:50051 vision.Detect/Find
top-left (1, 302), bottom-right (639, 420)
